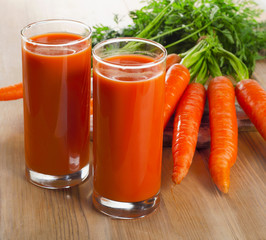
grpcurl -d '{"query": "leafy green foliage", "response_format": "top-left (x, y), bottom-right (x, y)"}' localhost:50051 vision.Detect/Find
top-left (92, 0), bottom-right (266, 76)
top-left (92, 24), bottom-right (118, 47)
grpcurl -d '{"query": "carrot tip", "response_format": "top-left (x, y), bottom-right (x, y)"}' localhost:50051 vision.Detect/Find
top-left (210, 170), bottom-right (230, 193)
top-left (218, 184), bottom-right (229, 194)
top-left (213, 179), bottom-right (230, 193)
top-left (172, 172), bottom-right (185, 185)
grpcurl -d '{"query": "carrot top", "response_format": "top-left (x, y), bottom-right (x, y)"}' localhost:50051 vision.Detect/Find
top-left (180, 36), bottom-right (249, 84)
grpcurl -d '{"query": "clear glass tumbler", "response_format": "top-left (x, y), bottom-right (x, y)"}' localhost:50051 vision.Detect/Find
top-left (21, 20), bottom-right (92, 189)
top-left (92, 38), bottom-right (166, 218)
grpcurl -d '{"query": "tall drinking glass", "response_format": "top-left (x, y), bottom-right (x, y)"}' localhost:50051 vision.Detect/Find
top-left (92, 38), bottom-right (166, 218)
top-left (21, 20), bottom-right (92, 189)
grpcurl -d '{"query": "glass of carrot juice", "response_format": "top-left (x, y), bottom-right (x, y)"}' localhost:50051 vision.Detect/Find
top-left (21, 20), bottom-right (92, 189)
top-left (92, 38), bottom-right (166, 218)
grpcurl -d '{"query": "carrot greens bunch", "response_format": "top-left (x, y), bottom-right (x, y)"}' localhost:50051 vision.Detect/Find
top-left (93, 0), bottom-right (266, 76)
top-left (179, 36), bottom-right (249, 83)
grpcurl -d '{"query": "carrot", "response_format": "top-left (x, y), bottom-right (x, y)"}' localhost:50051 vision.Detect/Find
top-left (166, 53), bottom-right (181, 70)
top-left (0, 83), bottom-right (23, 101)
top-left (235, 79), bottom-right (266, 140)
top-left (90, 98), bottom-right (93, 115)
top-left (207, 76), bottom-right (238, 193)
top-left (164, 64), bottom-right (190, 129)
top-left (172, 83), bottom-right (206, 184)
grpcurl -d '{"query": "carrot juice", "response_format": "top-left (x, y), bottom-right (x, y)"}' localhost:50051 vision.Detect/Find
top-left (92, 38), bottom-right (166, 219)
top-left (21, 20), bottom-right (92, 188)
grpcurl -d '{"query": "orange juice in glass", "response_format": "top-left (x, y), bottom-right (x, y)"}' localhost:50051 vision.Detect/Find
top-left (92, 38), bottom-right (166, 218)
top-left (21, 20), bottom-right (92, 189)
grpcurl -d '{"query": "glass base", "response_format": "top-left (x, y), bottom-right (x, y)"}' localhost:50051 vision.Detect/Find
top-left (25, 164), bottom-right (90, 189)
top-left (92, 191), bottom-right (160, 219)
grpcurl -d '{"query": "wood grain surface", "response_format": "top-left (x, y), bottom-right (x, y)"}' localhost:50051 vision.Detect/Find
top-left (0, 1), bottom-right (265, 240)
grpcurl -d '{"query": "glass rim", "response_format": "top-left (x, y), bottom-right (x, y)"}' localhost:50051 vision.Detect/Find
top-left (92, 37), bottom-right (167, 70)
top-left (21, 19), bottom-right (92, 47)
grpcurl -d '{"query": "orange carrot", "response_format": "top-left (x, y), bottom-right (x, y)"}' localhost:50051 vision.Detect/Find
top-left (166, 53), bottom-right (181, 70)
top-left (0, 83), bottom-right (23, 100)
top-left (207, 76), bottom-right (238, 193)
top-left (164, 64), bottom-right (190, 129)
top-left (235, 79), bottom-right (266, 140)
top-left (90, 98), bottom-right (93, 115)
top-left (172, 83), bottom-right (206, 184)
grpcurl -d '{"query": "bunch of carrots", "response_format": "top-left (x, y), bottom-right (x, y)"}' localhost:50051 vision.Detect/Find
top-left (0, 38), bottom-right (265, 194)
top-left (163, 38), bottom-right (266, 193)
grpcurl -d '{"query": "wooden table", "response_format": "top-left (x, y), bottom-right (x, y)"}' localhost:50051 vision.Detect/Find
top-left (0, 1), bottom-right (265, 239)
